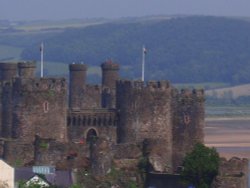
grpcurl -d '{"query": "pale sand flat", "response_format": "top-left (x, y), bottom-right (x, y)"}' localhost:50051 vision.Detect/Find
top-left (205, 118), bottom-right (250, 158)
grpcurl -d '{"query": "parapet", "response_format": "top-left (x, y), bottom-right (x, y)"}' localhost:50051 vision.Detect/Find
top-left (18, 61), bottom-right (36, 78)
top-left (14, 77), bottom-right (67, 92)
top-left (0, 62), bottom-right (17, 70)
top-left (101, 60), bottom-right (119, 70)
top-left (219, 157), bottom-right (248, 176)
top-left (0, 62), bottom-right (17, 80)
top-left (179, 88), bottom-right (205, 98)
top-left (69, 64), bottom-right (88, 71)
top-left (18, 61), bottom-right (36, 69)
top-left (147, 80), bottom-right (170, 89)
top-left (116, 80), bottom-right (171, 91)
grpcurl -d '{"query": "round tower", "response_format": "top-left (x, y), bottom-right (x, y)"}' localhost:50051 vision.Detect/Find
top-left (0, 62), bottom-right (17, 81)
top-left (69, 63), bottom-right (88, 109)
top-left (116, 80), bottom-right (174, 172)
top-left (18, 61), bottom-right (36, 78)
top-left (101, 60), bottom-right (119, 89)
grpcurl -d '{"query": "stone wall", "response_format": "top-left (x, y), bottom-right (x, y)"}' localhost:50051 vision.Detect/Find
top-left (116, 80), bottom-right (173, 172)
top-left (0, 63), bottom-right (17, 80)
top-left (212, 157), bottom-right (249, 188)
top-left (67, 109), bottom-right (117, 143)
top-left (69, 64), bottom-right (87, 109)
top-left (2, 81), bottom-right (13, 138)
top-left (3, 140), bottom-right (35, 166)
top-left (18, 61), bottom-right (36, 78)
top-left (34, 136), bottom-right (90, 170)
top-left (12, 77), bottom-right (68, 142)
top-left (172, 89), bottom-right (205, 171)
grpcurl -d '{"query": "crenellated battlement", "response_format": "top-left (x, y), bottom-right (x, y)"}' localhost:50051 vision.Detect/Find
top-left (0, 62), bottom-right (18, 80)
top-left (18, 61), bottom-right (36, 78)
top-left (0, 62), bottom-right (17, 70)
top-left (17, 61), bottom-right (36, 69)
top-left (69, 64), bottom-right (88, 71)
top-left (101, 60), bottom-right (119, 70)
top-left (67, 109), bottom-right (117, 127)
top-left (13, 77), bottom-right (67, 92)
top-left (177, 88), bottom-right (205, 101)
top-left (116, 80), bottom-right (171, 92)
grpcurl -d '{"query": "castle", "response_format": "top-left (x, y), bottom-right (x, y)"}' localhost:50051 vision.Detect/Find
top-left (0, 60), bottom-right (205, 176)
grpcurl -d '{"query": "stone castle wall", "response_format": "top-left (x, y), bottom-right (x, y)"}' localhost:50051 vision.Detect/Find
top-left (0, 60), bottom-right (207, 179)
top-left (11, 78), bottom-right (68, 143)
top-left (67, 109), bottom-right (117, 143)
top-left (1, 81), bottom-right (13, 138)
top-left (116, 80), bottom-right (172, 142)
top-left (172, 89), bottom-right (205, 171)
top-left (212, 157), bottom-right (249, 188)
top-left (116, 80), bottom-right (174, 172)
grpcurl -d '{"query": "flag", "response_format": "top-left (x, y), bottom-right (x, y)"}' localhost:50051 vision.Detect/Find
top-left (143, 47), bottom-right (147, 54)
top-left (40, 42), bottom-right (44, 52)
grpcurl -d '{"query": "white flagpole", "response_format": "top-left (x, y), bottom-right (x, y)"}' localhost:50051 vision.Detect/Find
top-left (40, 42), bottom-right (44, 78)
top-left (142, 45), bottom-right (145, 82)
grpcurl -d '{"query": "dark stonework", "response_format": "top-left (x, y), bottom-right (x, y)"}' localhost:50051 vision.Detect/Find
top-left (2, 81), bottom-right (13, 138)
top-left (101, 60), bottom-right (119, 89)
top-left (18, 61), bottom-right (36, 78)
top-left (116, 80), bottom-right (173, 172)
top-left (69, 64), bottom-right (87, 110)
top-left (90, 137), bottom-right (114, 176)
top-left (12, 77), bottom-right (68, 143)
top-left (0, 62), bottom-right (17, 80)
top-left (0, 60), bottom-right (244, 187)
top-left (212, 157), bottom-right (249, 188)
top-left (172, 89), bottom-right (205, 171)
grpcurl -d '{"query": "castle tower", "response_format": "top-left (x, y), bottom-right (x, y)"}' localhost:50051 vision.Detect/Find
top-left (12, 78), bottom-right (68, 143)
top-left (172, 89), bottom-right (205, 170)
top-left (0, 63), bottom-right (17, 138)
top-left (0, 63), bottom-right (17, 81)
top-left (101, 60), bottom-right (119, 108)
top-left (69, 64), bottom-right (87, 109)
top-left (18, 61), bottom-right (36, 78)
top-left (116, 80), bottom-right (173, 172)
top-left (101, 60), bottom-right (119, 89)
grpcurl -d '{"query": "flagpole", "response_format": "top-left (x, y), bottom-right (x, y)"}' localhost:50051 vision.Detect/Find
top-left (142, 45), bottom-right (145, 82)
top-left (40, 42), bottom-right (44, 78)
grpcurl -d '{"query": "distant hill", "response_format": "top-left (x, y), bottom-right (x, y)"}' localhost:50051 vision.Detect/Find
top-left (3, 16), bottom-right (250, 84)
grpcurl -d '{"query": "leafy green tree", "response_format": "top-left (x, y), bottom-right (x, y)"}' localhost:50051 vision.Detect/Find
top-left (181, 143), bottom-right (220, 188)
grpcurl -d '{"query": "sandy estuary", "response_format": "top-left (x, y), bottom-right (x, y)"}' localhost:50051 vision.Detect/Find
top-left (205, 117), bottom-right (250, 159)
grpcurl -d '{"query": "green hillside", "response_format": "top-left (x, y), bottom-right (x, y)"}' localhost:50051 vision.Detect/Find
top-left (3, 16), bottom-right (250, 84)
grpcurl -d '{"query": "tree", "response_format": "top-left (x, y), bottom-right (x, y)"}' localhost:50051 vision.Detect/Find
top-left (181, 143), bottom-right (220, 188)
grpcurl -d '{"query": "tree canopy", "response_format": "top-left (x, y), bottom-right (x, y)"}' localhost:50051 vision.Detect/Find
top-left (181, 143), bottom-right (220, 188)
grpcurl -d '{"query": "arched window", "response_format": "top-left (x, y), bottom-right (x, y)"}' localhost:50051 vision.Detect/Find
top-left (86, 129), bottom-right (98, 143)
top-left (43, 101), bottom-right (49, 113)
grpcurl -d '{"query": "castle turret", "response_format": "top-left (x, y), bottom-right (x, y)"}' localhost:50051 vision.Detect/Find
top-left (116, 80), bottom-right (173, 172)
top-left (172, 88), bottom-right (205, 170)
top-left (18, 61), bottom-right (36, 78)
top-left (69, 64), bottom-right (87, 109)
top-left (0, 63), bottom-right (17, 81)
top-left (101, 60), bottom-right (119, 89)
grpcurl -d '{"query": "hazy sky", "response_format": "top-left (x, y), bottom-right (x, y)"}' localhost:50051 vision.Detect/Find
top-left (1, 0), bottom-right (250, 21)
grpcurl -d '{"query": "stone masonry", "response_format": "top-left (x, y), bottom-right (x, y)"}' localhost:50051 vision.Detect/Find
top-left (0, 59), bottom-right (245, 187)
